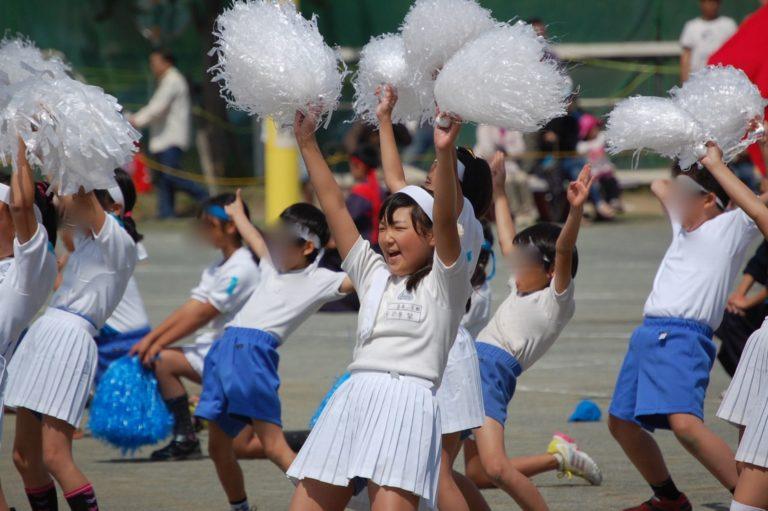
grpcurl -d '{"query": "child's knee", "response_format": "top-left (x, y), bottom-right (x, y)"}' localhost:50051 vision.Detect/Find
top-left (608, 414), bottom-right (635, 439)
top-left (207, 436), bottom-right (234, 463)
top-left (669, 415), bottom-right (701, 446)
top-left (479, 455), bottom-right (507, 484)
top-left (41, 444), bottom-right (73, 475)
top-left (13, 445), bottom-right (40, 474)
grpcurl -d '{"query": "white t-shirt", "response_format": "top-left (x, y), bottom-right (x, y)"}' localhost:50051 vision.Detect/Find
top-left (458, 197), bottom-right (484, 276)
top-left (190, 246), bottom-right (260, 345)
top-left (644, 208), bottom-right (758, 329)
top-left (50, 215), bottom-right (137, 329)
top-left (344, 236), bottom-right (473, 384)
top-left (680, 16), bottom-right (737, 74)
top-left (479, 279), bottom-right (575, 371)
top-left (0, 225), bottom-right (57, 360)
top-left (104, 242), bottom-right (150, 334)
top-left (461, 282), bottom-right (492, 339)
top-left (228, 258), bottom-right (346, 343)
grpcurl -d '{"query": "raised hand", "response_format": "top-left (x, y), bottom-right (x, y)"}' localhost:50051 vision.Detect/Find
top-left (490, 151), bottom-right (506, 192)
top-left (375, 84), bottom-right (398, 121)
top-left (433, 112), bottom-right (462, 152)
top-left (224, 188), bottom-right (247, 219)
top-left (293, 110), bottom-right (318, 147)
top-left (699, 141), bottom-right (724, 169)
top-left (566, 164), bottom-right (594, 208)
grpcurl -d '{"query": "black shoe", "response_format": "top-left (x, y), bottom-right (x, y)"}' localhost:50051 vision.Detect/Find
top-left (150, 438), bottom-right (203, 461)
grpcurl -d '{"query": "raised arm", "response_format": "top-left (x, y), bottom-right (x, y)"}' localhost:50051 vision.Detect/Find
top-left (650, 178), bottom-right (675, 216)
top-left (553, 164), bottom-right (592, 294)
top-left (489, 151), bottom-right (516, 257)
top-left (72, 189), bottom-right (107, 237)
top-left (294, 111), bottom-right (360, 260)
top-left (432, 116), bottom-right (462, 266)
top-left (10, 138), bottom-right (38, 244)
top-left (225, 189), bottom-right (270, 262)
top-left (701, 142), bottom-right (768, 238)
top-left (376, 85), bottom-right (407, 192)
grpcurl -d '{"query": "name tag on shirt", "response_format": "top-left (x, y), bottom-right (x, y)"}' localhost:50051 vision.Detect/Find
top-left (386, 302), bottom-right (423, 323)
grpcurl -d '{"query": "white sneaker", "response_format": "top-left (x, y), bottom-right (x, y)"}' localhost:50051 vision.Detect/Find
top-left (547, 432), bottom-right (603, 486)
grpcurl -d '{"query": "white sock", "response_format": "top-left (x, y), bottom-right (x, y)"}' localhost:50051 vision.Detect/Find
top-left (730, 500), bottom-right (765, 511)
top-left (230, 498), bottom-right (250, 511)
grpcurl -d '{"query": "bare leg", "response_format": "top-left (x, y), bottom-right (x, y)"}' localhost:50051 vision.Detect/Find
top-left (453, 470), bottom-right (491, 511)
top-left (251, 420), bottom-right (296, 472)
top-left (40, 415), bottom-right (89, 492)
top-left (288, 479), bottom-right (352, 511)
top-left (474, 418), bottom-right (549, 510)
top-left (464, 438), bottom-right (495, 489)
top-left (463, 437), bottom-right (559, 484)
top-left (608, 414), bottom-right (671, 485)
top-left (369, 482), bottom-right (419, 511)
top-left (668, 413), bottom-right (738, 490)
top-left (12, 409), bottom-right (50, 488)
top-left (153, 347), bottom-right (201, 399)
top-left (733, 462), bottom-right (768, 508)
top-left (437, 432), bottom-right (470, 511)
top-left (208, 422), bottom-right (246, 503)
top-left (0, 483), bottom-right (10, 511)
top-left (233, 425), bottom-right (266, 459)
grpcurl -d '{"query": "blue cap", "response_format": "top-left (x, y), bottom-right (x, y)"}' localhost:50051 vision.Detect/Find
top-left (568, 399), bottom-right (602, 422)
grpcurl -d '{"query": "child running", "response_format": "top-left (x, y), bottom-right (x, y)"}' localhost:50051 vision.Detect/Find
top-left (376, 84), bottom-right (491, 511)
top-left (194, 192), bottom-right (353, 511)
top-left (461, 152), bottom-right (601, 511)
top-left (707, 138), bottom-right (768, 511)
top-left (0, 142), bottom-right (58, 511)
top-left (130, 194), bottom-right (260, 461)
top-left (287, 106), bottom-right (472, 511)
top-left (608, 156), bottom-right (761, 510)
top-left (6, 172), bottom-right (139, 511)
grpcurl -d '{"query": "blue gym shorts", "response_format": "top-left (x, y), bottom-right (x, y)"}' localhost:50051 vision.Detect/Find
top-left (609, 316), bottom-right (716, 431)
top-left (195, 327), bottom-right (282, 437)
top-left (476, 341), bottom-right (523, 426)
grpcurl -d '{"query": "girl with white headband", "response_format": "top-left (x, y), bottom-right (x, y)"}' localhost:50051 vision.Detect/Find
top-left (6, 166), bottom-right (138, 511)
top-left (286, 105), bottom-right (471, 511)
top-left (130, 193), bottom-right (261, 463)
top-left (0, 140), bottom-right (58, 511)
top-left (193, 195), bottom-right (354, 511)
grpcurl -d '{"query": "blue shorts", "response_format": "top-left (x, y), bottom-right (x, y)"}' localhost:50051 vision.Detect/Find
top-left (609, 317), bottom-right (716, 431)
top-left (94, 326), bottom-right (151, 386)
top-left (195, 327), bottom-right (281, 437)
top-left (476, 342), bottom-right (522, 426)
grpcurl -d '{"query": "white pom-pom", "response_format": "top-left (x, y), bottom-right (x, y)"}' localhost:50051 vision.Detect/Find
top-left (671, 65), bottom-right (767, 163)
top-left (401, 0), bottom-right (495, 79)
top-left (0, 75), bottom-right (140, 195)
top-left (0, 36), bottom-right (70, 85)
top-left (352, 34), bottom-right (433, 126)
top-left (433, 21), bottom-right (570, 131)
top-left (209, 0), bottom-right (345, 128)
top-left (605, 96), bottom-right (703, 165)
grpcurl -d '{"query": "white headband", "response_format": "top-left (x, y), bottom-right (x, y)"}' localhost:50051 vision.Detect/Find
top-left (291, 222), bottom-right (321, 249)
top-left (398, 185), bottom-right (434, 221)
top-left (676, 174), bottom-right (726, 210)
top-left (0, 183), bottom-right (42, 223)
top-left (107, 185), bottom-right (124, 207)
top-left (457, 159), bottom-right (466, 182)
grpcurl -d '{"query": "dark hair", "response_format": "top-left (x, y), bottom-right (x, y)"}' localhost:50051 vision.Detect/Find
top-left (95, 169), bottom-right (143, 243)
top-left (686, 164), bottom-right (729, 211)
top-left (0, 173), bottom-right (58, 247)
top-left (527, 17), bottom-right (544, 25)
top-left (198, 193), bottom-right (250, 244)
top-left (457, 147), bottom-right (493, 218)
top-left (378, 190), bottom-right (434, 291)
top-left (513, 222), bottom-right (578, 278)
top-left (351, 144), bottom-right (380, 170)
top-left (471, 221), bottom-right (494, 288)
top-left (279, 202), bottom-right (330, 264)
top-left (150, 48), bottom-right (176, 66)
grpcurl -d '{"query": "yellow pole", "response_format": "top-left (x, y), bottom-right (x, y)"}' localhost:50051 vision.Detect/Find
top-left (264, 118), bottom-right (301, 223)
top-left (264, 0), bottom-right (301, 224)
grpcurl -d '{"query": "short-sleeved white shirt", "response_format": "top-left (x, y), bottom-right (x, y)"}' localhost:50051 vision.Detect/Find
top-left (458, 197), bottom-right (484, 276)
top-left (0, 225), bottom-right (57, 359)
top-left (189, 246), bottom-right (260, 345)
top-left (228, 258), bottom-right (346, 343)
top-left (461, 281), bottom-right (492, 339)
top-left (50, 215), bottom-right (137, 329)
top-left (644, 208), bottom-right (759, 329)
top-left (104, 242), bottom-right (150, 334)
top-left (479, 279), bottom-right (575, 371)
top-left (344, 236), bottom-right (473, 384)
top-left (680, 16), bottom-right (737, 74)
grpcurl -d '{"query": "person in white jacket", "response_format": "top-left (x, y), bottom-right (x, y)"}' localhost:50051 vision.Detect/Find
top-left (130, 49), bottom-right (208, 219)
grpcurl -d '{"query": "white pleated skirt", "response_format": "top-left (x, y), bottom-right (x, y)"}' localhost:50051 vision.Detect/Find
top-left (436, 327), bottom-right (485, 434)
top-left (287, 371), bottom-right (442, 509)
top-left (5, 308), bottom-right (98, 428)
top-left (0, 355), bottom-right (7, 447)
top-left (717, 320), bottom-right (768, 466)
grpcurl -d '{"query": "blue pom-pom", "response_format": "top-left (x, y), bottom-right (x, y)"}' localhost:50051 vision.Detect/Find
top-left (568, 399), bottom-right (602, 422)
top-left (88, 356), bottom-right (173, 454)
top-left (309, 372), bottom-right (351, 428)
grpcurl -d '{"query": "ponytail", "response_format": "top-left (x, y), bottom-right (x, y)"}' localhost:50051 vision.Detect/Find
top-left (95, 168), bottom-right (143, 243)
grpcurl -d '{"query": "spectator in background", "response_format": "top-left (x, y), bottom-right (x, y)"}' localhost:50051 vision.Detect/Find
top-left (131, 49), bottom-right (208, 219)
top-left (577, 114), bottom-right (624, 216)
top-left (345, 145), bottom-right (384, 243)
top-left (680, 0), bottom-right (737, 82)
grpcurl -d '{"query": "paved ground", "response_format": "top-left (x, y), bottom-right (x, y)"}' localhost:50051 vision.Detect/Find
top-left (0, 203), bottom-right (746, 510)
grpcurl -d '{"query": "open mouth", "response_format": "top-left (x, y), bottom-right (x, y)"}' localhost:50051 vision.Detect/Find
top-left (386, 250), bottom-right (402, 262)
